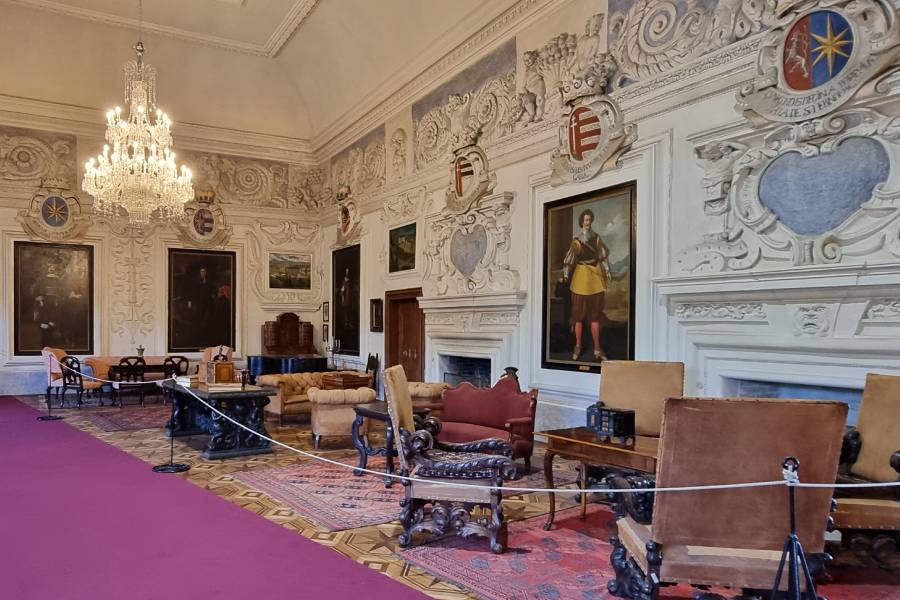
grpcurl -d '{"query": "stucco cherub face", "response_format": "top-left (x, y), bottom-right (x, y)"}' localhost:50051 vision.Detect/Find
top-left (523, 50), bottom-right (538, 67)
top-left (586, 14), bottom-right (604, 37)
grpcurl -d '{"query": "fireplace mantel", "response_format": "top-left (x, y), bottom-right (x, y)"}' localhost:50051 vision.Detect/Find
top-left (418, 291), bottom-right (527, 384)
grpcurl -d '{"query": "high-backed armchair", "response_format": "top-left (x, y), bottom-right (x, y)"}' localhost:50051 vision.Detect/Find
top-left (607, 397), bottom-right (847, 599)
top-left (833, 373), bottom-right (900, 569)
top-left (440, 377), bottom-right (538, 469)
top-left (384, 365), bottom-right (517, 553)
top-left (307, 386), bottom-right (376, 449)
top-left (599, 360), bottom-right (684, 437)
top-left (42, 347), bottom-right (66, 403)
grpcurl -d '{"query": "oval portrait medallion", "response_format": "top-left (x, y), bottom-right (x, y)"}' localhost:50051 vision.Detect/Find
top-left (783, 10), bottom-right (854, 91)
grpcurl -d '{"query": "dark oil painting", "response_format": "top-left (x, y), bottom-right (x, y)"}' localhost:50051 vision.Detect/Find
top-left (332, 244), bottom-right (360, 356)
top-left (14, 241), bottom-right (93, 355)
top-left (268, 253), bottom-right (311, 290)
top-left (168, 249), bottom-right (236, 352)
top-left (388, 223), bottom-right (416, 273)
top-left (542, 183), bottom-right (635, 373)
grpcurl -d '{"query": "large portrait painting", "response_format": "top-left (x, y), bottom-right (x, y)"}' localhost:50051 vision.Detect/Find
top-left (14, 241), bottom-right (93, 355)
top-left (168, 249), bottom-right (236, 352)
top-left (268, 252), bottom-right (311, 290)
top-left (332, 244), bottom-right (360, 356)
top-left (389, 223), bottom-right (417, 273)
top-left (542, 183), bottom-right (636, 373)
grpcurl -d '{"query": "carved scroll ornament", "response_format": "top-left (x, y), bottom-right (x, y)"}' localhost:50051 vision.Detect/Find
top-left (679, 108), bottom-right (900, 272)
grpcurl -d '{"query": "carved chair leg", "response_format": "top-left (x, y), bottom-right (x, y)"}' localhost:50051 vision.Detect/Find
top-left (607, 535), bottom-right (661, 600)
top-left (489, 488), bottom-right (507, 554)
top-left (524, 456), bottom-right (531, 472)
top-left (398, 491), bottom-right (421, 548)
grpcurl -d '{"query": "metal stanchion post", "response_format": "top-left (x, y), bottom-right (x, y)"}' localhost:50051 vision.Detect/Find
top-left (36, 391), bottom-right (63, 422)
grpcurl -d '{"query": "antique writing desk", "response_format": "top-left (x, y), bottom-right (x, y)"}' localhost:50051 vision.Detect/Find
top-left (540, 427), bottom-right (658, 530)
top-left (162, 381), bottom-right (275, 460)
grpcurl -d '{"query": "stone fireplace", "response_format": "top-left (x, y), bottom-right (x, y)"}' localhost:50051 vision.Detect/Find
top-left (418, 291), bottom-right (526, 385)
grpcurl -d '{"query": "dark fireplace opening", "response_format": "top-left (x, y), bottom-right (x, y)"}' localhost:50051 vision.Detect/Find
top-left (440, 355), bottom-right (491, 388)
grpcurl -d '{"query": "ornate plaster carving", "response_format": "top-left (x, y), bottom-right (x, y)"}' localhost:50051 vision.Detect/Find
top-left (864, 299), bottom-right (900, 321)
top-left (793, 304), bottom-right (833, 336)
top-left (390, 128), bottom-right (409, 180)
top-left (288, 165), bottom-right (332, 211)
top-left (423, 191), bottom-right (519, 296)
top-left (184, 151), bottom-right (291, 208)
top-left (479, 311), bottom-right (520, 325)
top-left (382, 186), bottom-right (426, 227)
top-left (548, 14), bottom-right (637, 186)
top-left (173, 192), bottom-right (233, 248)
top-left (609, 0), bottom-right (773, 85)
top-left (0, 126), bottom-right (76, 190)
top-left (16, 182), bottom-right (91, 242)
top-left (332, 139), bottom-right (385, 198)
top-left (108, 227), bottom-right (159, 345)
top-left (247, 221), bottom-right (322, 306)
top-left (737, 0), bottom-right (900, 126)
top-left (675, 302), bottom-right (767, 321)
top-left (334, 187), bottom-right (363, 248)
top-left (414, 73), bottom-right (517, 170)
top-left (679, 108), bottom-right (900, 272)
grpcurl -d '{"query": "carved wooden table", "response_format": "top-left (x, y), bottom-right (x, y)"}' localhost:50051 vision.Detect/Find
top-left (163, 381), bottom-right (276, 460)
top-left (351, 401), bottom-right (430, 488)
top-left (539, 427), bottom-right (658, 530)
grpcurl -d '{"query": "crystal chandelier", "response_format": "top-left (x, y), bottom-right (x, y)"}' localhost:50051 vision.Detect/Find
top-left (83, 23), bottom-right (193, 227)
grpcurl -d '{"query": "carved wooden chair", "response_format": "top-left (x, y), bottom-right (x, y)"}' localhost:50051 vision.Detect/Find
top-left (365, 352), bottom-right (380, 391)
top-left (833, 373), bottom-right (900, 569)
top-left (162, 356), bottom-right (190, 405)
top-left (607, 397), bottom-right (846, 600)
top-left (59, 355), bottom-right (104, 408)
top-left (41, 347), bottom-right (67, 405)
top-left (383, 364), bottom-right (517, 554)
top-left (112, 356), bottom-right (155, 407)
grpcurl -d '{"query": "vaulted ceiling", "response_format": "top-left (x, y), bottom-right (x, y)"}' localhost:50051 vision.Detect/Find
top-left (0, 0), bottom-right (517, 147)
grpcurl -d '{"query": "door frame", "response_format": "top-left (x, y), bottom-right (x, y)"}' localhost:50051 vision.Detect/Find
top-left (384, 287), bottom-right (424, 380)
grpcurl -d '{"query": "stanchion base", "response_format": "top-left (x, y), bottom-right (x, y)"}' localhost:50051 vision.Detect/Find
top-left (152, 463), bottom-right (191, 474)
top-left (37, 415), bottom-right (63, 421)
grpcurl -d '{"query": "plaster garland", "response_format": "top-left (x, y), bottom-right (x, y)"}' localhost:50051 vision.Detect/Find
top-left (0, 126), bottom-right (76, 190)
top-left (674, 302), bottom-right (767, 321)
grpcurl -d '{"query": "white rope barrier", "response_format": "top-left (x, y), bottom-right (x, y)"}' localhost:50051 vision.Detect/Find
top-left (48, 357), bottom-right (900, 494)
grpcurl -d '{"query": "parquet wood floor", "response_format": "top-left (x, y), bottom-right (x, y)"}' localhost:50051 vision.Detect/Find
top-left (18, 395), bottom-right (580, 599)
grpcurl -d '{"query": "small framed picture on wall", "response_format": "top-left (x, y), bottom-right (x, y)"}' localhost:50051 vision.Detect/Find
top-left (323, 323), bottom-right (329, 342)
top-left (322, 301), bottom-right (329, 322)
top-left (370, 298), bottom-right (384, 332)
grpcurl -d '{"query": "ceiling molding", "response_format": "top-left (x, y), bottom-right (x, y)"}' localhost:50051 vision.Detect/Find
top-left (0, 0), bottom-right (319, 58)
top-left (311, 0), bottom-right (553, 159)
top-left (0, 94), bottom-right (316, 165)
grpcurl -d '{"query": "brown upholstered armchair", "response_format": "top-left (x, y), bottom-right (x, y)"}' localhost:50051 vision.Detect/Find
top-left (439, 377), bottom-right (538, 469)
top-left (607, 397), bottom-right (847, 600)
top-left (833, 373), bottom-right (900, 569)
top-left (384, 365), bottom-right (517, 554)
top-left (256, 370), bottom-right (363, 426)
top-left (407, 382), bottom-right (450, 416)
top-left (307, 386), bottom-right (376, 449)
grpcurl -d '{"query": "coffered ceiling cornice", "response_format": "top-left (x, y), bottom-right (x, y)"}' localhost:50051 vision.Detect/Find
top-left (0, 0), bottom-right (319, 57)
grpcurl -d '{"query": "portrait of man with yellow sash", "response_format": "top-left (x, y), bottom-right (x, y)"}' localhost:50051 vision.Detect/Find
top-left (543, 184), bottom-right (634, 372)
top-left (563, 209), bottom-right (611, 361)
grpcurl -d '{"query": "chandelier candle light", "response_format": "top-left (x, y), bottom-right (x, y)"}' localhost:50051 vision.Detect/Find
top-left (83, 33), bottom-right (193, 226)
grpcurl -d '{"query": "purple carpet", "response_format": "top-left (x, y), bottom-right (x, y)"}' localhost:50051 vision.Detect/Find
top-left (0, 397), bottom-right (427, 600)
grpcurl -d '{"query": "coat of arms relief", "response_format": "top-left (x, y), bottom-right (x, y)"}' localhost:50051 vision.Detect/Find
top-left (679, 0), bottom-right (900, 273)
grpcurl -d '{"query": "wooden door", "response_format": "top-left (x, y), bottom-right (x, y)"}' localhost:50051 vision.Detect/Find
top-left (385, 288), bottom-right (425, 381)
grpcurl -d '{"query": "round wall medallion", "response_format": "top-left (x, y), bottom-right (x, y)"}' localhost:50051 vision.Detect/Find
top-left (40, 196), bottom-right (69, 227)
top-left (783, 10), bottom-right (854, 91)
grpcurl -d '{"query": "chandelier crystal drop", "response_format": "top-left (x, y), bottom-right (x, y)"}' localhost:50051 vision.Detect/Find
top-left (82, 40), bottom-right (193, 227)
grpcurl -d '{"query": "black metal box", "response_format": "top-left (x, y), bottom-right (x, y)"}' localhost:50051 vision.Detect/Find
top-left (586, 404), bottom-right (635, 443)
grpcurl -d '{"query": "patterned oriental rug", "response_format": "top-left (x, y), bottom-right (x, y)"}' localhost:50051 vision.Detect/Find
top-left (78, 405), bottom-right (171, 432)
top-left (233, 459), bottom-right (577, 532)
top-left (400, 505), bottom-right (900, 600)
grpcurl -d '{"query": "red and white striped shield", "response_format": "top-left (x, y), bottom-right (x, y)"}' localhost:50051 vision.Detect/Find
top-left (568, 106), bottom-right (601, 161)
top-left (454, 156), bottom-right (474, 196)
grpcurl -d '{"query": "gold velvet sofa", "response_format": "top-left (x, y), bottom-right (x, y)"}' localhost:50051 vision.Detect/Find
top-left (256, 371), bottom-right (366, 426)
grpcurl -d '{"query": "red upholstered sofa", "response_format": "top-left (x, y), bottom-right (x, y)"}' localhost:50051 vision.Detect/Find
top-left (439, 377), bottom-right (538, 469)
